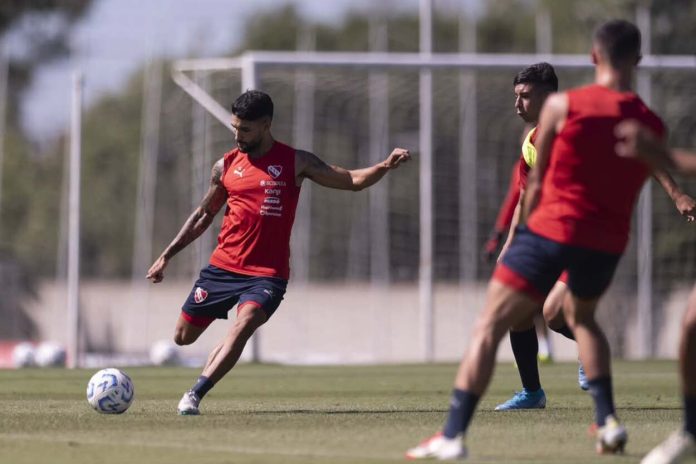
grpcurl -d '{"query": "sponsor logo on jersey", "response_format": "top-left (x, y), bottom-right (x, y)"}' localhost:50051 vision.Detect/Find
top-left (194, 287), bottom-right (208, 304)
top-left (268, 165), bottom-right (282, 179)
top-left (263, 288), bottom-right (275, 297)
top-left (260, 180), bottom-right (286, 187)
top-left (260, 210), bottom-right (282, 217)
top-left (233, 167), bottom-right (244, 178)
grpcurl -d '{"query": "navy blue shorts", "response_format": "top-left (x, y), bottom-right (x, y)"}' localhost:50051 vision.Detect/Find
top-left (182, 265), bottom-right (287, 325)
top-left (494, 226), bottom-right (622, 301)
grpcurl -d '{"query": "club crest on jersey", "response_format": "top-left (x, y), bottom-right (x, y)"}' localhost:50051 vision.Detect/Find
top-left (194, 287), bottom-right (208, 304)
top-left (267, 165), bottom-right (282, 179)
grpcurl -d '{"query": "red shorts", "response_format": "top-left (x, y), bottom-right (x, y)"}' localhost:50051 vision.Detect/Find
top-left (558, 271), bottom-right (569, 284)
top-left (180, 311), bottom-right (215, 329)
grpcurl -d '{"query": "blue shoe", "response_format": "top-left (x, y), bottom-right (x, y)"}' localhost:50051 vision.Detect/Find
top-left (578, 362), bottom-right (590, 391)
top-left (495, 388), bottom-right (546, 410)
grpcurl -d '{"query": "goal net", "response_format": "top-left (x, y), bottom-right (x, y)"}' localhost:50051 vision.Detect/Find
top-left (160, 52), bottom-right (696, 363)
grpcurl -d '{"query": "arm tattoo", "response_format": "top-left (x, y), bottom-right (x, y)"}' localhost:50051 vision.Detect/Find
top-left (299, 150), bottom-right (334, 179)
top-left (163, 159), bottom-right (226, 260)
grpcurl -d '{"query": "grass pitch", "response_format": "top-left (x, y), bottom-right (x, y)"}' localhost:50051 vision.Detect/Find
top-left (0, 361), bottom-right (687, 463)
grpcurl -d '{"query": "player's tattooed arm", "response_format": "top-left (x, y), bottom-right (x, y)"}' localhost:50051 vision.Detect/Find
top-left (295, 148), bottom-right (410, 190)
top-left (146, 158), bottom-right (227, 283)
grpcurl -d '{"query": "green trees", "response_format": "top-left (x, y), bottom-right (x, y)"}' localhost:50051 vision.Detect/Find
top-left (4, 1), bottom-right (696, 283)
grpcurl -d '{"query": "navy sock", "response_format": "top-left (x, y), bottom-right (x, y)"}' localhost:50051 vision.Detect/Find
top-left (551, 324), bottom-right (575, 341)
top-left (587, 376), bottom-right (615, 426)
top-left (510, 328), bottom-right (541, 392)
top-left (443, 389), bottom-right (480, 439)
top-left (192, 375), bottom-right (215, 399)
top-left (684, 395), bottom-right (696, 438)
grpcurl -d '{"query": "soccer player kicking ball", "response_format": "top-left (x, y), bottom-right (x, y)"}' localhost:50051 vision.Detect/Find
top-left (406, 19), bottom-right (665, 459)
top-left (615, 121), bottom-right (696, 464)
top-left (495, 63), bottom-right (696, 411)
top-left (146, 90), bottom-right (410, 415)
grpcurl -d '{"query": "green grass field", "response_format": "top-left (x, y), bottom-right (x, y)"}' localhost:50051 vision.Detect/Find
top-left (0, 361), bottom-right (689, 464)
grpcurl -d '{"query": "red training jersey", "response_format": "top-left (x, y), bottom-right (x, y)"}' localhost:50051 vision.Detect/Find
top-left (526, 84), bottom-right (665, 254)
top-left (209, 141), bottom-right (301, 280)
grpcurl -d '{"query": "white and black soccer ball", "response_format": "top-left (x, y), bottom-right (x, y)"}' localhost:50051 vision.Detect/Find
top-left (11, 342), bottom-right (35, 368)
top-left (86, 368), bottom-right (135, 414)
top-left (149, 339), bottom-right (181, 366)
top-left (34, 341), bottom-right (66, 367)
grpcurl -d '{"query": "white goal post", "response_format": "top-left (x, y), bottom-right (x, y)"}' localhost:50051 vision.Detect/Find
top-left (171, 50), bottom-right (696, 362)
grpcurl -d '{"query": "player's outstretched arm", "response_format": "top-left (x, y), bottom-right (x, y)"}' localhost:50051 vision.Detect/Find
top-left (296, 148), bottom-right (410, 191)
top-left (146, 158), bottom-right (227, 283)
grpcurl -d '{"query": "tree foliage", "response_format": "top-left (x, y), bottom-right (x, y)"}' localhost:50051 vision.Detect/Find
top-left (5, 0), bottom-right (696, 283)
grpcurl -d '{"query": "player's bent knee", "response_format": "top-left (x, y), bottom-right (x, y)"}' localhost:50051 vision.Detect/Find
top-left (173, 330), bottom-right (196, 346)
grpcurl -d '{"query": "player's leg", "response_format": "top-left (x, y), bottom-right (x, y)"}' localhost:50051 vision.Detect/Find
top-left (641, 286), bottom-right (696, 464)
top-left (496, 314), bottom-right (546, 411)
top-left (201, 302), bottom-right (267, 382)
top-left (406, 226), bottom-right (564, 459)
top-left (563, 293), bottom-right (626, 454)
top-left (407, 281), bottom-right (541, 459)
top-left (681, 287), bottom-right (696, 436)
top-left (454, 282), bottom-right (541, 394)
top-left (536, 314), bottom-right (553, 362)
top-left (543, 279), bottom-right (572, 336)
top-left (178, 304), bottom-right (266, 415)
top-left (543, 278), bottom-right (589, 390)
top-left (564, 250), bottom-right (625, 454)
top-left (178, 276), bottom-right (286, 415)
top-left (173, 312), bottom-right (213, 345)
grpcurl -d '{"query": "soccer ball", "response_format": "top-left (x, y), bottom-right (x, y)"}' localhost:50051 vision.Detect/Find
top-left (34, 341), bottom-right (66, 367)
top-left (11, 342), bottom-right (35, 368)
top-left (149, 339), bottom-right (181, 366)
top-left (86, 368), bottom-right (135, 414)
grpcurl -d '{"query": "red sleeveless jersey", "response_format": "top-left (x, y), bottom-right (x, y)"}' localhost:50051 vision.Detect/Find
top-left (209, 142), bottom-right (301, 279)
top-left (526, 84), bottom-right (665, 254)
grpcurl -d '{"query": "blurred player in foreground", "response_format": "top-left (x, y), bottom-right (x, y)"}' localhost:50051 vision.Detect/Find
top-left (495, 62), bottom-right (695, 412)
top-left (615, 121), bottom-right (696, 464)
top-left (406, 19), bottom-right (670, 459)
top-left (147, 90), bottom-right (410, 415)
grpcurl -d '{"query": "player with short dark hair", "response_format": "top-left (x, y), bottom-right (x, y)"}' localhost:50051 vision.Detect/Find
top-left (406, 19), bottom-right (672, 459)
top-left (495, 62), bottom-right (577, 411)
top-left (146, 89), bottom-right (410, 415)
top-left (615, 122), bottom-right (696, 464)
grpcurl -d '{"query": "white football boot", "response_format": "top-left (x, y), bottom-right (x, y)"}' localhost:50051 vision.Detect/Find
top-left (177, 390), bottom-right (201, 415)
top-left (595, 415), bottom-right (628, 454)
top-left (405, 432), bottom-right (467, 460)
top-left (641, 430), bottom-right (696, 464)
